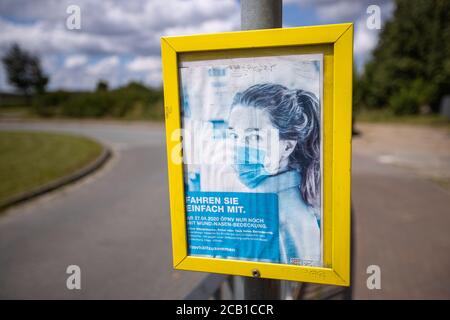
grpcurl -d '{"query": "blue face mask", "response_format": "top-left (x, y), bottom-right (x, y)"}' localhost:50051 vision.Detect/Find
top-left (233, 145), bottom-right (271, 188)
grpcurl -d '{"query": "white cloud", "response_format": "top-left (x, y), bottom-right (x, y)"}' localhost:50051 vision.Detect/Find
top-left (316, 1), bottom-right (365, 20)
top-left (0, 63), bottom-right (13, 92)
top-left (86, 56), bottom-right (120, 76)
top-left (287, 0), bottom-right (393, 21)
top-left (127, 56), bottom-right (162, 88)
top-left (127, 56), bottom-right (161, 72)
top-left (354, 1), bottom-right (395, 69)
top-left (0, 0), bottom-right (240, 90)
top-left (64, 55), bottom-right (88, 68)
top-left (163, 16), bottom-right (239, 36)
top-left (0, 0), bottom-right (395, 90)
top-left (354, 18), bottom-right (379, 56)
top-left (146, 71), bottom-right (162, 87)
top-left (0, 0), bottom-right (239, 56)
top-left (286, 0), bottom-right (395, 69)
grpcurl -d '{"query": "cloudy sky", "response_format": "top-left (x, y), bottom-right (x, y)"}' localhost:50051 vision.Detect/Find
top-left (0, 0), bottom-right (394, 92)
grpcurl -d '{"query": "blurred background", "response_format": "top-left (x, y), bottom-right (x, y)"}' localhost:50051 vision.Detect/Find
top-left (0, 0), bottom-right (449, 299)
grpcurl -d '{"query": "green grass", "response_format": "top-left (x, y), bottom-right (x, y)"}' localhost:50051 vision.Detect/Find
top-left (430, 177), bottom-right (450, 191)
top-left (0, 106), bottom-right (34, 118)
top-left (0, 131), bottom-right (103, 205)
top-left (355, 109), bottom-right (450, 128)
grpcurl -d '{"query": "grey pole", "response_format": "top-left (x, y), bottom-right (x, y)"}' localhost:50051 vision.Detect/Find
top-left (240, 0), bottom-right (282, 300)
top-left (241, 0), bottom-right (282, 30)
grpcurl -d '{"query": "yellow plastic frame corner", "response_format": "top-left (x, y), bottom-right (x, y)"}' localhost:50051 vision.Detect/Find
top-left (161, 23), bottom-right (353, 286)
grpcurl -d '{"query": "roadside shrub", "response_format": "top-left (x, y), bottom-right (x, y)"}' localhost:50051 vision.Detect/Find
top-left (61, 92), bottom-right (113, 118)
top-left (30, 82), bottom-right (164, 120)
top-left (388, 80), bottom-right (436, 115)
top-left (33, 91), bottom-right (73, 117)
top-left (389, 88), bottom-right (420, 115)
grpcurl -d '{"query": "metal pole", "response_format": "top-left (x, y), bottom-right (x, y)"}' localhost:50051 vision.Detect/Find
top-left (241, 0), bottom-right (282, 30)
top-left (241, 0), bottom-right (282, 300)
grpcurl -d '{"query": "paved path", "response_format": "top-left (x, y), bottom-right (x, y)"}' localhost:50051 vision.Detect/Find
top-left (352, 153), bottom-right (450, 299)
top-left (352, 123), bottom-right (450, 299)
top-left (0, 121), bottom-right (205, 299)
top-left (0, 121), bottom-right (449, 299)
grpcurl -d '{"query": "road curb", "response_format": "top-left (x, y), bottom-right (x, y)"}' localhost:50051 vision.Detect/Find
top-left (0, 146), bottom-right (112, 211)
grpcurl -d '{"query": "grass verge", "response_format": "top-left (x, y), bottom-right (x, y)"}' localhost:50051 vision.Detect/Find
top-left (355, 109), bottom-right (450, 128)
top-left (0, 131), bottom-right (103, 205)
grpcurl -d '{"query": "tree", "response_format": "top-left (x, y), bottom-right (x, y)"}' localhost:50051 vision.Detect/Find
top-left (96, 79), bottom-right (109, 92)
top-left (360, 0), bottom-right (450, 114)
top-left (1, 44), bottom-right (49, 98)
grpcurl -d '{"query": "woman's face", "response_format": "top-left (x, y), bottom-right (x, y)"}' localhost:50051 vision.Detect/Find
top-left (227, 105), bottom-right (275, 149)
top-left (227, 105), bottom-right (296, 174)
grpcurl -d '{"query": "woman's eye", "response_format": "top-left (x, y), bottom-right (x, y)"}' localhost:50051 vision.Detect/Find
top-left (228, 132), bottom-right (238, 139)
top-left (247, 134), bottom-right (261, 142)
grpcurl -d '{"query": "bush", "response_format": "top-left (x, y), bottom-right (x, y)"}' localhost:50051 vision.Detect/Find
top-left (388, 79), bottom-right (436, 115)
top-left (33, 91), bottom-right (73, 117)
top-left (61, 92), bottom-right (113, 118)
top-left (0, 92), bottom-right (28, 108)
top-left (358, 0), bottom-right (450, 113)
top-left (31, 82), bottom-right (164, 120)
top-left (389, 88), bottom-right (420, 115)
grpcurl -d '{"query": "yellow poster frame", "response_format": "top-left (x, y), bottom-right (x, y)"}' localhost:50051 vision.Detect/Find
top-left (160, 23), bottom-right (353, 286)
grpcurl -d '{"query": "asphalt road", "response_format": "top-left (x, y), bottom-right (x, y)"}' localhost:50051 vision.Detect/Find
top-left (0, 121), bottom-right (205, 299)
top-left (0, 121), bottom-right (449, 299)
top-left (352, 153), bottom-right (450, 299)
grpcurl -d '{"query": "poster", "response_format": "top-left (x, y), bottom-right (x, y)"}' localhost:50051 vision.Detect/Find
top-left (179, 54), bottom-right (323, 267)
